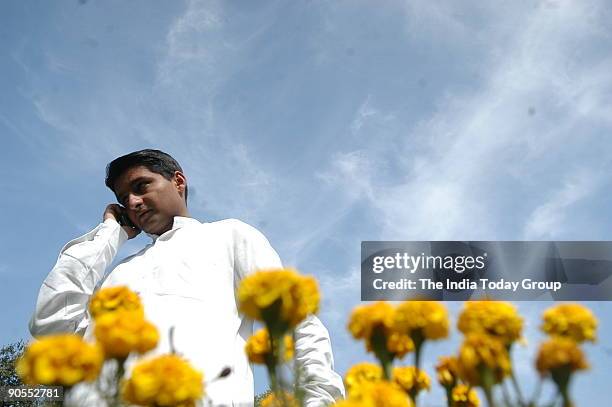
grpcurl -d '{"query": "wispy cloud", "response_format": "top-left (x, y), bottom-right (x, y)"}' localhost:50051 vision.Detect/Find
top-left (157, 0), bottom-right (225, 90)
top-left (318, 266), bottom-right (361, 323)
top-left (350, 96), bottom-right (395, 135)
top-left (523, 169), bottom-right (602, 239)
top-left (317, 150), bottom-right (376, 202)
top-left (322, 0), bottom-right (612, 241)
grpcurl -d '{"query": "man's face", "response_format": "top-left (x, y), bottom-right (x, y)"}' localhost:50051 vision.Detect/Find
top-left (113, 165), bottom-right (188, 235)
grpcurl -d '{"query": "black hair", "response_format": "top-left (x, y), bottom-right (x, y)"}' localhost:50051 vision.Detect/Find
top-left (105, 149), bottom-right (188, 204)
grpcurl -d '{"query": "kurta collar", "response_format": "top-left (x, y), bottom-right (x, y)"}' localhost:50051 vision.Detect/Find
top-left (146, 216), bottom-right (201, 241)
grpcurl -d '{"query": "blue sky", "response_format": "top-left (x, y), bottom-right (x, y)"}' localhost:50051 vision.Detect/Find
top-left (1, 0), bottom-right (611, 404)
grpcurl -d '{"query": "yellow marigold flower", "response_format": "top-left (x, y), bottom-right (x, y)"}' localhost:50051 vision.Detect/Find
top-left (541, 303), bottom-right (598, 343)
top-left (436, 356), bottom-right (460, 388)
top-left (345, 362), bottom-right (383, 394)
top-left (121, 354), bottom-right (204, 407)
top-left (350, 381), bottom-right (414, 407)
top-left (457, 334), bottom-right (511, 387)
top-left (260, 391), bottom-right (300, 407)
top-left (386, 332), bottom-right (415, 358)
top-left (451, 384), bottom-right (480, 407)
top-left (536, 337), bottom-right (589, 375)
top-left (348, 302), bottom-right (413, 358)
top-left (392, 366), bottom-right (430, 395)
top-left (457, 301), bottom-right (523, 345)
top-left (89, 285), bottom-right (144, 319)
top-left (245, 328), bottom-right (294, 364)
top-left (394, 301), bottom-right (449, 341)
top-left (349, 302), bottom-right (394, 340)
top-left (238, 268), bottom-right (320, 329)
top-left (16, 334), bottom-right (103, 386)
top-left (94, 311), bottom-right (159, 359)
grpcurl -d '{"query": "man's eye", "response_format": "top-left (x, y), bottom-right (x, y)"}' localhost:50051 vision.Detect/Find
top-left (135, 182), bottom-right (148, 193)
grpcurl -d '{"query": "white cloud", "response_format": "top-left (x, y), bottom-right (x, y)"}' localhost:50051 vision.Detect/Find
top-left (44, 50), bottom-right (74, 74)
top-left (523, 170), bottom-right (601, 239)
top-left (32, 98), bottom-right (76, 135)
top-left (318, 266), bottom-right (361, 323)
top-left (317, 150), bottom-right (376, 201)
top-left (350, 96), bottom-right (395, 135)
top-left (0, 112), bottom-right (27, 142)
top-left (31, 96), bottom-right (126, 169)
top-left (232, 144), bottom-right (272, 189)
top-left (321, 0), bottom-right (612, 241)
top-left (182, 142), bottom-right (277, 222)
top-left (157, 0), bottom-right (225, 88)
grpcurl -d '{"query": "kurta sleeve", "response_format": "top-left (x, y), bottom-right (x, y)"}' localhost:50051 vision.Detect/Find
top-left (29, 218), bottom-right (128, 337)
top-left (294, 315), bottom-right (345, 407)
top-left (232, 219), bottom-right (345, 406)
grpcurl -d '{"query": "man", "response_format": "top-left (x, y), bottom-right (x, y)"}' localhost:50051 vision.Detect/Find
top-left (29, 149), bottom-right (345, 406)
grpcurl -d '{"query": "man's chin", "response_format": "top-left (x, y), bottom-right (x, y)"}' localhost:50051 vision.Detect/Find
top-left (142, 219), bottom-right (173, 236)
top-left (139, 220), bottom-right (158, 235)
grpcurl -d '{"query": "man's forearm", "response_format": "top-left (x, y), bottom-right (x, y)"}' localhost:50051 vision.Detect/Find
top-left (29, 219), bottom-right (127, 337)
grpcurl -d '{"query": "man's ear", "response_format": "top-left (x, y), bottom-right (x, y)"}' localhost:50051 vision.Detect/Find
top-left (173, 171), bottom-right (187, 196)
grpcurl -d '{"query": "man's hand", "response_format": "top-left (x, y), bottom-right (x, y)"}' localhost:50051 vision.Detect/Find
top-left (103, 204), bottom-right (141, 239)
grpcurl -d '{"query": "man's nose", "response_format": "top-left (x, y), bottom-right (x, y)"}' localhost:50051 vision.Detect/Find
top-left (127, 194), bottom-right (144, 210)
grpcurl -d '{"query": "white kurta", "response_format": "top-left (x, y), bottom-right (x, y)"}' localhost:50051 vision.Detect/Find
top-left (29, 216), bottom-right (345, 406)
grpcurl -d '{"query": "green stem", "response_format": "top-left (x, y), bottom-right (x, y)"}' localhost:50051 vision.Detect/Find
top-left (371, 327), bottom-right (393, 380)
top-left (410, 331), bottom-right (425, 407)
top-left (113, 358), bottom-right (126, 407)
top-left (265, 332), bottom-right (291, 407)
top-left (268, 364), bottom-right (279, 393)
top-left (560, 387), bottom-right (573, 407)
top-left (444, 386), bottom-right (453, 407)
top-left (262, 301), bottom-right (289, 338)
top-left (481, 366), bottom-right (498, 407)
top-left (551, 368), bottom-right (573, 407)
top-left (409, 382), bottom-right (419, 403)
top-left (266, 335), bottom-right (281, 395)
top-left (413, 332), bottom-right (424, 370)
top-left (266, 360), bottom-right (285, 407)
top-left (381, 358), bottom-right (392, 381)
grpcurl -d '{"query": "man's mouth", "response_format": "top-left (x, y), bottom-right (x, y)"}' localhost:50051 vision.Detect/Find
top-left (139, 210), bottom-right (153, 222)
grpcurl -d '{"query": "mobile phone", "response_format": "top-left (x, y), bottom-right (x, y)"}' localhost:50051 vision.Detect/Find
top-left (118, 208), bottom-right (136, 228)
